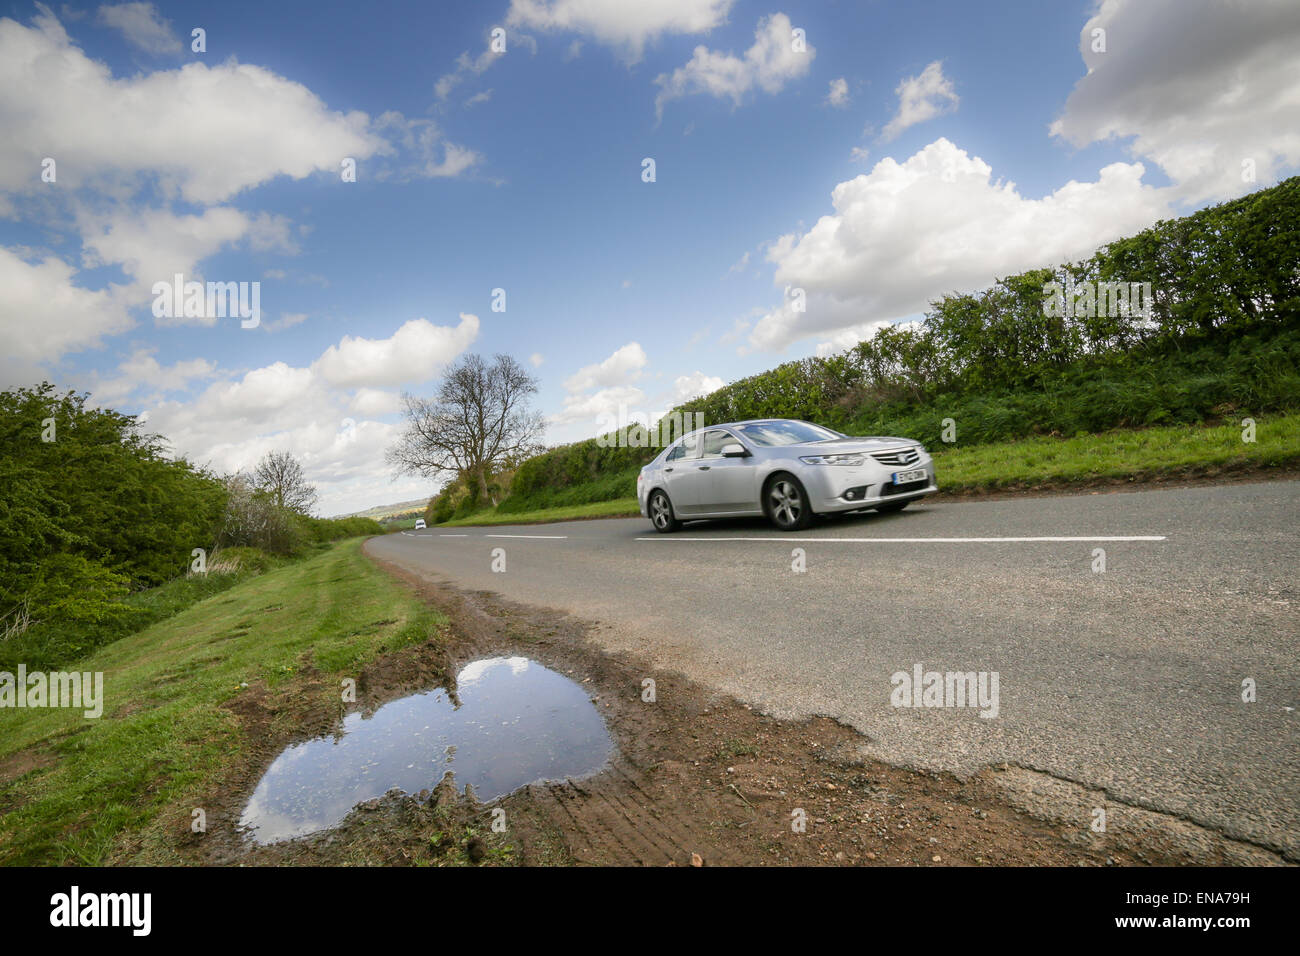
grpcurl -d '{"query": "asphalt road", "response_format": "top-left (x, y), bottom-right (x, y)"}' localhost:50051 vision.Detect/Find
top-left (366, 481), bottom-right (1300, 858)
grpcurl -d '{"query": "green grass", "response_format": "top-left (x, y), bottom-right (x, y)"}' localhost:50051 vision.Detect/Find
top-left (437, 497), bottom-right (640, 526)
top-left (0, 547), bottom-right (289, 673)
top-left (933, 412), bottom-right (1300, 490)
top-left (0, 538), bottom-right (444, 866)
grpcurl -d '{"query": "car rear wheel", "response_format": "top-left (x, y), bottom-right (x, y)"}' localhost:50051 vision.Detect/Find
top-left (874, 499), bottom-right (909, 514)
top-left (765, 474), bottom-right (813, 531)
top-left (648, 490), bottom-right (680, 533)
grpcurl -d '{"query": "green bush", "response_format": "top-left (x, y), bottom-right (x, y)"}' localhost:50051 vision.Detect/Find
top-left (0, 384), bottom-right (227, 630)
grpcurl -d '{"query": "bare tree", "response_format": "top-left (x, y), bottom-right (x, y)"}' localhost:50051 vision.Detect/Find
top-left (387, 353), bottom-right (544, 505)
top-left (252, 450), bottom-right (318, 515)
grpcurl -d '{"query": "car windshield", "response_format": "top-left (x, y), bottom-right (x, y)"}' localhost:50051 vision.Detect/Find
top-left (733, 421), bottom-right (842, 446)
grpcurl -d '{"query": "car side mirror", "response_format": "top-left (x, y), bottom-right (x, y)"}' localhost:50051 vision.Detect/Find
top-left (721, 443), bottom-right (750, 458)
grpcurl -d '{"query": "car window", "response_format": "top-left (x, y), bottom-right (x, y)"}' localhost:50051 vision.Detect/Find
top-left (734, 420), bottom-right (841, 446)
top-left (665, 442), bottom-right (685, 462)
top-left (676, 431), bottom-right (703, 460)
top-left (700, 429), bottom-right (738, 458)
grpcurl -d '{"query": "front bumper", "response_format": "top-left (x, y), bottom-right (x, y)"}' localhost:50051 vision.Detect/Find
top-left (803, 460), bottom-right (938, 513)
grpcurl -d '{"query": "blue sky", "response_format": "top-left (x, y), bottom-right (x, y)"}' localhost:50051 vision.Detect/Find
top-left (2, 0), bottom-right (1297, 513)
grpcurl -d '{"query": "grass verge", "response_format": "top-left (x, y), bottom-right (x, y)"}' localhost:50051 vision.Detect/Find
top-left (0, 538), bottom-right (444, 866)
top-left (437, 497), bottom-right (641, 526)
top-left (933, 412), bottom-right (1300, 491)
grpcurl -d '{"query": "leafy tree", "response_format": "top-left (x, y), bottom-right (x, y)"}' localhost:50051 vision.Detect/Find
top-left (387, 353), bottom-right (544, 505)
top-left (253, 449), bottom-right (318, 515)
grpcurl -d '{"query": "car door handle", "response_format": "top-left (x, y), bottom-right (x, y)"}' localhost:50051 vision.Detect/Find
top-left (664, 467), bottom-right (673, 472)
top-left (698, 465), bottom-right (710, 470)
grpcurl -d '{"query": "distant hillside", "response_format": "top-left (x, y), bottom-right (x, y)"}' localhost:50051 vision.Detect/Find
top-left (333, 498), bottom-right (430, 520)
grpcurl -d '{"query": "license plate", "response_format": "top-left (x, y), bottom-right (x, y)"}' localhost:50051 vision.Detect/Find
top-left (892, 468), bottom-right (926, 484)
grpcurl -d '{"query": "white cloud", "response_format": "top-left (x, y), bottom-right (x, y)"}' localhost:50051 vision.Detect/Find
top-left (88, 348), bottom-right (217, 404)
top-left (465, 89), bottom-right (493, 108)
top-left (750, 138), bottom-right (1168, 351)
top-left (548, 341), bottom-right (652, 433)
top-left (562, 341), bottom-right (647, 391)
top-left (198, 361), bottom-right (318, 423)
top-left (813, 319), bottom-right (913, 358)
top-left (1051, 0), bottom-right (1300, 203)
top-left (97, 2), bottom-right (180, 55)
top-left (140, 384), bottom-right (423, 516)
top-left (78, 205), bottom-right (256, 298)
top-left (435, 32), bottom-right (505, 103)
top-left (528, 352), bottom-right (544, 367)
top-left (507, 0), bottom-right (734, 61)
top-left (0, 246), bottom-right (132, 365)
top-left (369, 113), bottom-right (483, 181)
top-left (655, 13), bottom-right (815, 118)
top-left (881, 60), bottom-right (958, 141)
top-left (262, 312), bottom-right (307, 333)
top-left (668, 371), bottom-right (723, 405)
top-left (850, 146), bottom-right (871, 163)
top-left (725, 250), bottom-right (750, 276)
top-left (349, 387), bottom-right (403, 416)
top-left (827, 77), bottom-right (849, 108)
top-left (313, 314), bottom-right (479, 388)
top-left (0, 11), bottom-right (485, 366)
top-left (97, 313), bottom-right (482, 512)
top-left (0, 9), bottom-right (384, 204)
top-left (549, 384), bottom-right (646, 427)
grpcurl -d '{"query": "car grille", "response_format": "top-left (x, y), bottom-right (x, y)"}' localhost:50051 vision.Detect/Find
top-left (871, 447), bottom-right (920, 467)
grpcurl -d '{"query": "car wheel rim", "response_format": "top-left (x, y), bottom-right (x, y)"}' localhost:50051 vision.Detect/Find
top-left (770, 481), bottom-right (801, 526)
top-left (651, 496), bottom-right (669, 528)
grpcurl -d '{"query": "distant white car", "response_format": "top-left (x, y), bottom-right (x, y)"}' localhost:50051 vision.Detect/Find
top-left (414, 518), bottom-right (426, 530)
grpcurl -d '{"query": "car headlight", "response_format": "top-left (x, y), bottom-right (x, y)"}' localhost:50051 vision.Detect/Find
top-left (799, 453), bottom-right (866, 466)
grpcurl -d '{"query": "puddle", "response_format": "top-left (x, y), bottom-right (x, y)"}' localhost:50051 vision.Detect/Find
top-left (238, 656), bottom-right (614, 844)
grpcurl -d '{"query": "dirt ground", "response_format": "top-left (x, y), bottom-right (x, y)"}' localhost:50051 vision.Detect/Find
top-left (169, 551), bottom-right (1288, 868)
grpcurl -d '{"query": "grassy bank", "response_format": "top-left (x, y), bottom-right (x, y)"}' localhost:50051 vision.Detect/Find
top-left (437, 413), bottom-right (1300, 525)
top-left (0, 538), bottom-right (443, 865)
top-left (934, 412), bottom-right (1299, 490)
top-left (437, 497), bottom-right (641, 526)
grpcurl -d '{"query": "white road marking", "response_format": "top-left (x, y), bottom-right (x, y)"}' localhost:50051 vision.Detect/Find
top-left (438, 534), bottom-right (468, 537)
top-left (484, 534), bottom-right (569, 539)
top-left (636, 535), bottom-right (1167, 543)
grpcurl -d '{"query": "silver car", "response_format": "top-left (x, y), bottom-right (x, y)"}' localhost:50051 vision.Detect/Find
top-left (637, 418), bottom-right (937, 533)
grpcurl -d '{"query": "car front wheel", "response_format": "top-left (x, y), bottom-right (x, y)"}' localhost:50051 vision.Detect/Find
top-left (765, 474), bottom-right (813, 531)
top-left (648, 489), bottom-right (680, 533)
